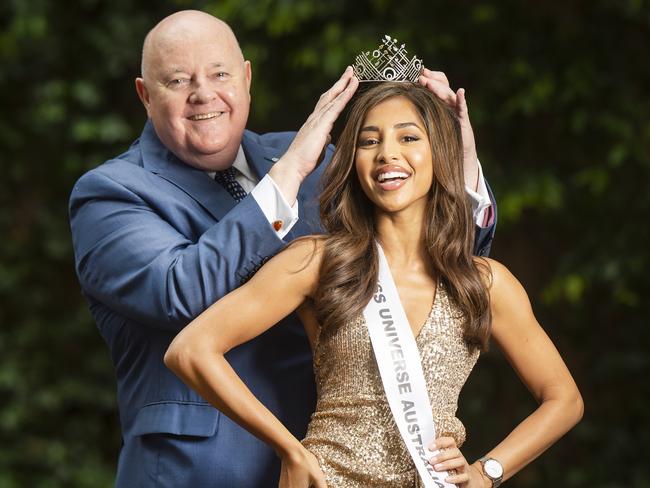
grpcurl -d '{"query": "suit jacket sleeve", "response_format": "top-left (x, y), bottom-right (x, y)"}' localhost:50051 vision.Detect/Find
top-left (69, 168), bottom-right (287, 332)
top-left (473, 178), bottom-right (497, 257)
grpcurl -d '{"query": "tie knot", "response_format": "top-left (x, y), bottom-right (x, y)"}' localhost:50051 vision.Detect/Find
top-left (214, 166), bottom-right (247, 202)
top-left (216, 166), bottom-right (238, 182)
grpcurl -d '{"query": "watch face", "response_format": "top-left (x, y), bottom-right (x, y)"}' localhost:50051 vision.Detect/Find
top-left (484, 459), bottom-right (504, 478)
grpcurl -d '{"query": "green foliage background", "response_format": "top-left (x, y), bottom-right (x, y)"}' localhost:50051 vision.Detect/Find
top-left (1, 0), bottom-right (648, 486)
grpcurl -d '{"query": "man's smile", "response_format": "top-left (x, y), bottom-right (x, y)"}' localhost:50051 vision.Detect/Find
top-left (188, 111), bottom-right (225, 121)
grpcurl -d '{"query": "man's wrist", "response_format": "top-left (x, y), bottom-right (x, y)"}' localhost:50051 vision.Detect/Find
top-left (268, 157), bottom-right (304, 206)
top-left (463, 153), bottom-right (479, 191)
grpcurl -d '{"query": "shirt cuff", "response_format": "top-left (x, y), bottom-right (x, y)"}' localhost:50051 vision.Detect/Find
top-left (250, 174), bottom-right (299, 239)
top-left (465, 159), bottom-right (492, 228)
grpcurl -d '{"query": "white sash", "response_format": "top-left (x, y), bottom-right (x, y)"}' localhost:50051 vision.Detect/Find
top-left (363, 243), bottom-right (455, 488)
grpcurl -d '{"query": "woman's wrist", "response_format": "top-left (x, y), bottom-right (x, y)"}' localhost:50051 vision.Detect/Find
top-left (276, 437), bottom-right (307, 461)
top-left (470, 462), bottom-right (493, 488)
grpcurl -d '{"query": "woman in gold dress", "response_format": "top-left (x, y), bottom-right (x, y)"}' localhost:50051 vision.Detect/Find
top-left (165, 80), bottom-right (583, 487)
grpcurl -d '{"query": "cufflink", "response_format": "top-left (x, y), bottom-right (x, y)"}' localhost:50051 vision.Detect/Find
top-left (272, 220), bottom-right (283, 231)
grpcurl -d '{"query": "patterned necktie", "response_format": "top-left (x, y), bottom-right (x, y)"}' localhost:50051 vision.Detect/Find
top-left (214, 167), bottom-right (247, 202)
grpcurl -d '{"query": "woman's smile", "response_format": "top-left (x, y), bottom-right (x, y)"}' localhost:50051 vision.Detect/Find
top-left (374, 164), bottom-right (413, 191)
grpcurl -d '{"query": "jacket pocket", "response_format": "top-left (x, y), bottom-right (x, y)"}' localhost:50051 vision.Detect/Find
top-left (131, 401), bottom-right (220, 437)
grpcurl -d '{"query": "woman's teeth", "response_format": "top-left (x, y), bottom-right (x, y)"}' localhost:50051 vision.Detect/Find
top-left (377, 171), bottom-right (409, 182)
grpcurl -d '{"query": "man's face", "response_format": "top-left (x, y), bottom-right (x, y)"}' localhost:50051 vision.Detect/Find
top-left (137, 27), bottom-right (252, 170)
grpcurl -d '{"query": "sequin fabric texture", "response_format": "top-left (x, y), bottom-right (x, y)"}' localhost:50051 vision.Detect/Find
top-left (302, 283), bottom-right (480, 487)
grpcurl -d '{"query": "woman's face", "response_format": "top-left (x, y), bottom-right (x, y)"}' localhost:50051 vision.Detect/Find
top-left (355, 96), bottom-right (433, 215)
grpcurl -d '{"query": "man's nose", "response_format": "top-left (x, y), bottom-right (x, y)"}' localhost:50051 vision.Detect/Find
top-left (188, 80), bottom-right (217, 104)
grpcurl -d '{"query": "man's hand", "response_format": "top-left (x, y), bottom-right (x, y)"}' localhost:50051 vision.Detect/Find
top-left (270, 67), bottom-right (359, 205)
top-left (418, 68), bottom-right (479, 191)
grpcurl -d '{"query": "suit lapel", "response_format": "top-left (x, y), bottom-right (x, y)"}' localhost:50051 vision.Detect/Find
top-left (242, 131), bottom-right (276, 181)
top-left (140, 120), bottom-right (238, 221)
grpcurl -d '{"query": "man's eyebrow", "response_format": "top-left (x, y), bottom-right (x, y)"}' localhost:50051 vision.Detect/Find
top-left (160, 67), bottom-right (189, 78)
top-left (164, 62), bottom-right (226, 73)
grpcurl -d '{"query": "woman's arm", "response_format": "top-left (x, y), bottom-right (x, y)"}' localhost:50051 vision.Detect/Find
top-left (475, 259), bottom-right (583, 485)
top-left (164, 238), bottom-right (325, 482)
top-left (431, 258), bottom-right (583, 487)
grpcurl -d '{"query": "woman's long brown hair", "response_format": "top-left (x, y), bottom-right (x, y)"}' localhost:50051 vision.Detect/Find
top-left (313, 82), bottom-right (491, 351)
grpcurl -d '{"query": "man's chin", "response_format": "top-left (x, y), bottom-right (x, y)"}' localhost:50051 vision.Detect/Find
top-left (179, 143), bottom-right (237, 171)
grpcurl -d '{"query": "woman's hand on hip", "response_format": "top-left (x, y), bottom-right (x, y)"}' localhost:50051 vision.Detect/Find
top-left (279, 447), bottom-right (327, 488)
top-left (429, 436), bottom-right (489, 488)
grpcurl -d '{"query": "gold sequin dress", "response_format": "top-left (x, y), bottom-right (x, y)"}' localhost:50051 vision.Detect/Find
top-left (302, 284), bottom-right (480, 487)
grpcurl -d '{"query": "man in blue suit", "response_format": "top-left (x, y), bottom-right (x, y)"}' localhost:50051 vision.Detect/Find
top-left (69, 10), bottom-right (496, 487)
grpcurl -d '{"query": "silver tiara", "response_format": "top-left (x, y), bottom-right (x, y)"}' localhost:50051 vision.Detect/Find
top-left (353, 35), bottom-right (423, 83)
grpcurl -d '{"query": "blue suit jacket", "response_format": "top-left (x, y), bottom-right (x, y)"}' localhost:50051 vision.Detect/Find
top-left (69, 120), bottom-right (496, 487)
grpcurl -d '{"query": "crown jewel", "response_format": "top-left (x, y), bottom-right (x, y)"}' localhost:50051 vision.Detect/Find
top-left (353, 35), bottom-right (423, 83)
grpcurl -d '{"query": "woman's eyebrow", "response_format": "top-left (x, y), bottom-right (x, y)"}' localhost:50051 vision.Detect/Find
top-left (394, 122), bottom-right (420, 129)
top-left (359, 121), bottom-right (422, 132)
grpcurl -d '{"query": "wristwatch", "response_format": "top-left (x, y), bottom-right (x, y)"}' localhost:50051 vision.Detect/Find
top-left (478, 456), bottom-right (503, 487)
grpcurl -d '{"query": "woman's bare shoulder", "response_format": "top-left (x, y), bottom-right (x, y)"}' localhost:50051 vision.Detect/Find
top-left (283, 235), bottom-right (325, 266)
top-left (270, 235), bottom-right (326, 295)
top-left (472, 257), bottom-right (530, 313)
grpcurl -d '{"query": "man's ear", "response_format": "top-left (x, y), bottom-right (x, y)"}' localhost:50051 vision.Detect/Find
top-left (244, 60), bottom-right (252, 93)
top-left (135, 78), bottom-right (151, 115)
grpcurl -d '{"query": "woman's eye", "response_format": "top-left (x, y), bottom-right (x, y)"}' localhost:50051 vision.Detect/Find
top-left (358, 139), bottom-right (378, 147)
top-left (402, 135), bottom-right (420, 142)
